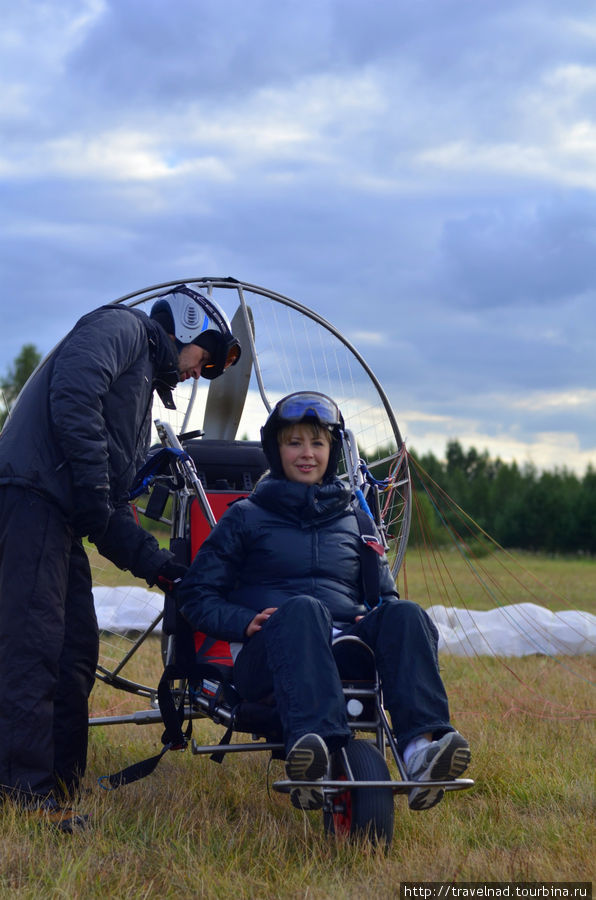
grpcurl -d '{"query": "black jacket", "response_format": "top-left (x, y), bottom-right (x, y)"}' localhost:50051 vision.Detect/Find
top-left (0, 304), bottom-right (177, 581)
top-left (178, 474), bottom-right (399, 642)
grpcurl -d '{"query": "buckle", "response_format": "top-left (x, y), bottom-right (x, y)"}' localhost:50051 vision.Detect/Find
top-left (360, 534), bottom-right (386, 556)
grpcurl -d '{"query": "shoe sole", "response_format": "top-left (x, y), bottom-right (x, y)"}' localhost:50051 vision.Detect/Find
top-left (29, 810), bottom-right (90, 833)
top-left (55, 814), bottom-right (90, 834)
top-left (290, 786), bottom-right (324, 810)
top-left (285, 734), bottom-right (328, 782)
top-left (409, 733), bottom-right (471, 811)
top-left (286, 734), bottom-right (328, 811)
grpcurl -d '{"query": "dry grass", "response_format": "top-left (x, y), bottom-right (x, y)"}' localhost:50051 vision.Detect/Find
top-left (2, 652), bottom-right (593, 898)
top-left (1, 554), bottom-right (594, 898)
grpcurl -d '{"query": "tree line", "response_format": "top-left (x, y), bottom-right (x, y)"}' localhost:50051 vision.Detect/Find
top-left (407, 440), bottom-right (596, 555)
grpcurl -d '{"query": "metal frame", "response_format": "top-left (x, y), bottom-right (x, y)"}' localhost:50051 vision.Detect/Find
top-left (94, 635), bottom-right (473, 814)
top-left (95, 296), bottom-right (412, 696)
top-left (110, 276), bottom-right (412, 574)
top-left (88, 307), bottom-right (472, 841)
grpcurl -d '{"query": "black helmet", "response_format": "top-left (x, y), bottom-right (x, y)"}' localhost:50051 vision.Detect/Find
top-left (150, 284), bottom-right (241, 379)
top-left (260, 391), bottom-right (345, 479)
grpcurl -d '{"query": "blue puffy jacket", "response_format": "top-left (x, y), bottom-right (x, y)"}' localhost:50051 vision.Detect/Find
top-left (178, 473), bottom-right (399, 642)
top-left (0, 304), bottom-right (178, 581)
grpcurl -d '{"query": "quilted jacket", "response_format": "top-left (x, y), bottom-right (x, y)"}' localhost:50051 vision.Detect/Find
top-left (179, 473), bottom-right (399, 642)
top-left (0, 304), bottom-right (177, 580)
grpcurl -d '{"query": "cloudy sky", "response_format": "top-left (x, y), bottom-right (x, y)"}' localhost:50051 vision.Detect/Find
top-left (1, 0), bottom-right (595, 473)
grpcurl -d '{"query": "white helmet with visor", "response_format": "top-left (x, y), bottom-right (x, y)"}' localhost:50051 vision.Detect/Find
top-left (150, 284), bottom-right (241, 380)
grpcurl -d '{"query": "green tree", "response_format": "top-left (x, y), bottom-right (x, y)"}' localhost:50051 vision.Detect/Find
top-left (411, 441), bottom-right (596, 554)
top-left (577, 465), bottom-right (596, 554)
top-left (0, 344), bottom-right (42, 429)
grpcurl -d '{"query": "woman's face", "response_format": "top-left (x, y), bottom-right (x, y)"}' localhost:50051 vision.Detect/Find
top-left (278, 424), bottom-right (331, 485)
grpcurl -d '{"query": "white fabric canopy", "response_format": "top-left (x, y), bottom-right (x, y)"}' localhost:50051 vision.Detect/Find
top-left (427, 602), bottom-right (596, 657)
top-left (94, 585), bottom-right (163, 632)
top-left (94, 586), bottom-right (596, 658)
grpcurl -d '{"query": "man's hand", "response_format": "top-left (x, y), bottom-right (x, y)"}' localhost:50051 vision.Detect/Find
top-left (155, 560), bottom-right (188, 595)
top-left (246, 607), bottom-right (278, 637)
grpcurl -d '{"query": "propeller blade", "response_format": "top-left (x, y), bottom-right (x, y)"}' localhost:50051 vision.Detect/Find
top-left (202, 305), bottom-right (254, 440)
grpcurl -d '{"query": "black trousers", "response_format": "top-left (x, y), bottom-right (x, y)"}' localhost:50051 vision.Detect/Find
top-left (342, 600), bottom-right (453, 752)
top-left (233, 594), bottom-right (453, 755)
top-left (0, 486), bottom-right (98, 802)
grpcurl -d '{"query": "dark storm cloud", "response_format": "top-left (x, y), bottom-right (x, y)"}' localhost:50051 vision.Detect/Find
top-left (60, 0), bottom-right (596, 109)
top-left (438, 194), bottom-right (596, 308)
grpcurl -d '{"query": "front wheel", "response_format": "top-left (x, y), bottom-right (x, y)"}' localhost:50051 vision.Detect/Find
top-left (323, 740), bottom-right (394, 848)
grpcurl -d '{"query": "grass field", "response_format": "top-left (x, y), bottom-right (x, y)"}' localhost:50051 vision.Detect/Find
top-left (1, 551), bottom-right (594, 898)
top-left (398, 547), bottom-right (596, 614)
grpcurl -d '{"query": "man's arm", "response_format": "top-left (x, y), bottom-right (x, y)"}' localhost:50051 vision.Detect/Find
top-left (94, 504), bottom-right (175, 584)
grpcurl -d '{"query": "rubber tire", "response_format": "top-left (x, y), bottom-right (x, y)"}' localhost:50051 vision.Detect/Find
top-left (323, 740), bottom-right (394, 848)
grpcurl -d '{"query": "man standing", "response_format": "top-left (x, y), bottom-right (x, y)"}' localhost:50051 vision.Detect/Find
top-left (0, 284), bottom-right (241, 830)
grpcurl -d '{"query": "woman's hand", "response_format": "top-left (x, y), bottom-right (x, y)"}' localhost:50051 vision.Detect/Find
top-left (246, 607), bottom-right (278, 637)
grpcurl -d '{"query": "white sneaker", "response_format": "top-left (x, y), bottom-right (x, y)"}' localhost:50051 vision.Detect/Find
top-left (285, 733), bottom-right (329, 810)
top-left (407, 731), bottom-right (470, 811)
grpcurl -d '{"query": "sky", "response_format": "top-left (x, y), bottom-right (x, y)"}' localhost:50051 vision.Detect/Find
top-left (1, 0), bottom-right (595, 474)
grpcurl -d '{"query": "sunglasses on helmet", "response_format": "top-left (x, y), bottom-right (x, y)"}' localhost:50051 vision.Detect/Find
top-left (198, 333), bottom-right (242, 381)
top-left (276, 392), bottom-right (341, 427)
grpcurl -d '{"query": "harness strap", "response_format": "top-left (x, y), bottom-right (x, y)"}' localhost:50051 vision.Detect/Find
top-left (158, 670), bottom-right (193, 749)
top-left (97, 668), bottom-right (191, 790)
top-left (353, 505), bottom-right (383, 609)
top-left (209, 705), bottom-right (240, 764)
top-left (98, 744), bottom-right (172, 791)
